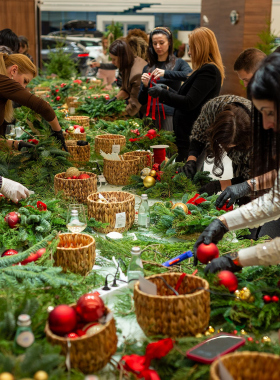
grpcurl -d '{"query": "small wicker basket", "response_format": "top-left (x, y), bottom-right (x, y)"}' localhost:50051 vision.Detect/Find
top-left (63, 131), bottom-right (87, 141)
top-left (103, 155), bottom-right (140, 186)
top-left (94, 134), bottom-right (126, 154)
top-left (66, 140), bottom-right (90, 165)
top-left (34, 86), bottom-right (51, 92)
top-left (134, 273), bottom-right (210, 337)
top-left (45, 305), bottom-right (118, 373)
top-left (54, 233), bottom-right (96, 275)
top-left (65, 116), bottom-right (90, 128)
top-left (123, 151), bottom-right (153, 171)
top-left (66, 96), bottom-right (78, 107)
top-left (87, 191), bottom-right (135, 233)
top-left (54, 172), bottom-right (97, 203)
top-left (210, 351), bottom-right (280, 380)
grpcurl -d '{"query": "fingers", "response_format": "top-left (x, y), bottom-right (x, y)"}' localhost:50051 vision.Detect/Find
top-left (227, 198), bottom-right (235, 208)
top-left (215, 191), bottom-right (229, 208)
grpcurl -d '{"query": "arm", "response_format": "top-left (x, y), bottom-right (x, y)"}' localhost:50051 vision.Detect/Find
top-left (125, 74), bottom-right (143, 116)
top-left (116, 90), bottom-right (129, 100)
top-left (238, 237), bottom-right (280, 267)
top-left (100, 63), bottom-right (117, 70)
top-left (164, 59), bottom-right (192, 80)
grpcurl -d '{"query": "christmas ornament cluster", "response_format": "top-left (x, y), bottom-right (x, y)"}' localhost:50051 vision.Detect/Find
top-left (64, 167), bottom-right (90, 180)
top-left (65, 124), bottom-right (85, 134)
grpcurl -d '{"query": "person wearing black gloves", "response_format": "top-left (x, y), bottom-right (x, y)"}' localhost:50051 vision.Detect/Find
top-left (138, 26), bottom-right (192, 131)
top-left (147, 27), bottom-right (224, 161)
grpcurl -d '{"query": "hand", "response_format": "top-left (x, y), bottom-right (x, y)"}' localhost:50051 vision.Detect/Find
top-left (151, 68), bottom-right (165, 80)
top-left (91, 61), bottom-right (100, 68)
top-left (177, 160), bottom-right (197, 179)
top-left (106, 96), bottom-right (117, 105)
top-left (0, 177), bottom-right (31, 203)
top-left (51, 130), bottom-right (68, 152)
top-left (215, 181), bottom-right (251, 209)
top-left (193, 219), bottom-right (229, 266)
top-left (18, 141), bottom-right (35, 151)
top-left (204, 254), bottom-right (242, 274)
top-left (198, 180), bottom-right (221, 196)
top-left (148, 84), bottom-right (165, 98)
top-left (141, 73), bottom-right (150, 87)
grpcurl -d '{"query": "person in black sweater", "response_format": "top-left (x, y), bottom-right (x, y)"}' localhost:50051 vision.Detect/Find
top-left (138, 26), bottom-right (192, 131)
top-left (148, 27), bottom-right (225, 161)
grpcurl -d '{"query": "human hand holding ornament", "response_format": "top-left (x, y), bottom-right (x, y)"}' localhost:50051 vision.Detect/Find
top-left (204, 253), bottom-right (242, 274)
top-left (151, 68), bottom-right (165, 80)
top-left (216, 181), bottom-right (251, 209)
top-left (0, 177), bottom-right (31, 203)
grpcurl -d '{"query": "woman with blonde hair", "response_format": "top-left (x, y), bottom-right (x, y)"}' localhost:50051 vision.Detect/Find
top-left (148, 27), bottom-right (224, 161)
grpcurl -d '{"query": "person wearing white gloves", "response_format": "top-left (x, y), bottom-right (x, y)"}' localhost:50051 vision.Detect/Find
top-left (0, 176), bottom-right (31, 202)
top-left (192, 53), bottom-right (280, 273)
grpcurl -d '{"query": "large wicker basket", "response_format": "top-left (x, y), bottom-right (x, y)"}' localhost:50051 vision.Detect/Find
top-left (66, 141), bottom-right (90, 164)
top-left (123, 151), bottom-right (153, 171)
top-left (103, 155), bottom-right (140, 186)
top-left (54, 233), bottom-right (96, 276)
top-left (210, 351), bottom-right (280, 380)
top-left (94, 134), bottom-right (126, 154)
top-left (65, 116), bottom-right (90, 128)
top-left (45, 305), bottom-right (117, 373)
top-left (63, 131), bottom-right (87, 141)
top-left (54, 172), bottom-right (97, 203)
top-left (134, 273), bottom-right (210, 337)
top-left (87, 191), bottom-right (135, 233)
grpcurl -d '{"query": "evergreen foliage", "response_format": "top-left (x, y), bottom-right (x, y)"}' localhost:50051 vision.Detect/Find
top-left (43, 42), bottom-right (78, 79)
top-left (77, 97), bottom-right (126, 119)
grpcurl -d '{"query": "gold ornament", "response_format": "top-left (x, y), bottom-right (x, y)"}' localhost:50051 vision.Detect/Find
top-left (247, 295), bottom-right (255, 303)
top-left (149, 170), bottom-right (157, 177)
top-left (208, 326), bottom-right (215, 334)
top-left (68, 126), bottom-right (75, 133)
top-left (82, 86), bottom-right (87, 90)
top-left (0, 373), bottom-right (14, 380)
top-left (143, 176), bottom-right (156, 188)
top-left (140, 167), bottom-right (151, 179)
top-left (33, 371), bottom-right (48, 380)
top-left (240, 329), bottom-right (247, 335)
top-left (218, 328), bottom-right (224, 333)
top-left (204, 331), bottom-right (211, 336)
top-left (234, 290), bottom-right (240, 298)
top-left (195, 333), bottom-right (203, 338)
top-left (172, 202), bottom-right (189, 214)
top-left (261, 336), bottom-right (271, 343)
top-left (239, 287), bottom-right (251, 301)
top-left (65, 167), bottom-right (81, 178)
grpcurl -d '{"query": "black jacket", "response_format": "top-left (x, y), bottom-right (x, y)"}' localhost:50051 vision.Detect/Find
top-left (158, 63), bottom-right (222, 150)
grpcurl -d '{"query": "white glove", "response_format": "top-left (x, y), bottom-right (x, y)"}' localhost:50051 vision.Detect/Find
top-left (0, 177), bottom-right (31, 203)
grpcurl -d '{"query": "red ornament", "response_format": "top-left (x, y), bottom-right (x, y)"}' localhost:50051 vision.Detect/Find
top-left (233, 330), bottom-right (238, 335)
top-left (105, 95), bottom-right (110, 100)
top-left (272, 295), bottom-right (279, 303)
top-left (73, 125), bottom-right (85, 133)
top-left (48, 305), bottom-right (77, 335)
top-left (76, 329), bottom-right (86, 337)
top-left (71, 176), bottom-right (77, 179)
top-left (55, 89), bottom-right (59, 93)
top-left (60, 83), bottom-right (66, 88)
top-left (5, 212), bottom-right (21, 228)
top-left (73, 79), bottom-right (82, 84)
top-left (76, 292), bottom-right (105, 323)
top-left (152, 163), bottom-right (160, 171)
top-left (37, 201), bottom-right (47, 211)
top-left (217, 271), bottom-right (238, 292)
top-left (196, 243), bottom-right (219, 264)
top-left (67, 177), bottom-right (72, 179)
top-left (55, 96), bottom-right (61, 101)
top-left (20, 247), bottom-right (46, 266)
top-left (147, 129), bottom-right (157, 138)
top-left (28, 139), bottom-right (39, 145)
top-left (67, 332), bottom-right (79, 339)
top-left (263, 295), bottom-right (272, 303)
top-left (2, 249), bottom-right (18, 257)
top-left (78, 174), bottom-right (90, 179)
top-left (247, 337), bottom-right (254, 342)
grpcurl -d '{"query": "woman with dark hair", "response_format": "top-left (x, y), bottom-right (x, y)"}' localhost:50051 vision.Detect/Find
top-left (192, 52), bottom-right (280, 272)
top-left (0, 29), bottom-right (19, 53)
top-left (147, 27), bottom-right (224, 161)
top-left (18, 36), bottom-right (33, 62)
top-left (106, 39), bottom-right (147, 116)
top-left (138, 26), bottom-right (192, 131)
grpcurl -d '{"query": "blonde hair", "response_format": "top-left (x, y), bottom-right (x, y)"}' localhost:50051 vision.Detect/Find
top-left (189, 27), bottom-right (225, 85)
top-left (0, 53), bottom-right (36, 122)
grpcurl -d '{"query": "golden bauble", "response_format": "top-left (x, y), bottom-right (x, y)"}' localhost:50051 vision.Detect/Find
top-left (172, 202), bottom-right (188, 214)
top-left (0, 373), bottom-right (14, 380)
top-left (65, 167), bottom-right (80, 178)
top-left (234, 290), bottom-right (240, 297)
top-left (149, 170), bottom-right (157, 177)
top-left (143, 176), bottom-right (156, 188)
top-left (240, 287), bottom-right (251, 300)
top-left (207, 326), bottom-right (215, 334)
top-left (204, 331), bottom-right (211, 336)
top-left (195, 333), bottom-right (203, 338)
top-left (33, 371), bottom-right (48, 380)
top-left (240, 329), bottom-right (247, 335)
top-left (247, 295), bottom-right (255, 303)
top-left (82, 86), bottom-right (87, 90)
top-left (218, 328), bottom-right (224, 333)
top-left (68, 126), bottom-right (75, 133)
top-left (140, 167), bottom-right (151, 179)
top-left (261, 336), bottom-right (271, 343)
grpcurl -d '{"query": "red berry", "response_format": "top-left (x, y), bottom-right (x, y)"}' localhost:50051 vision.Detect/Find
top-left (263, 295), bottom-right (272, 303)
top-left (247, 337), bottom-right (254, 342)
top-left (67, 332), bottom-right (79, 339)
top-left (105, 95), bottom-right (110, 100)
top-left (71, 176), bottom-right (77, 179)
top-left (56, 96), bottom-right (61, 101)
top-left (272, 295), bottom-right (279, 303)
top-left (55, 89), bottom-right (59, 93)
top-left (78, 174), bottom-right (90, 179)
top-left (233, 330), bottom-right (238, 335)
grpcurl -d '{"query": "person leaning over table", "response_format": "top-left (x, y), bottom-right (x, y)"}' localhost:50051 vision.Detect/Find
top-left (0, 53), bottom-right (67, 151)
top-left (192, 53), bottom-right (280, 273)
top-left (0, 175), bottom-right (31, 203)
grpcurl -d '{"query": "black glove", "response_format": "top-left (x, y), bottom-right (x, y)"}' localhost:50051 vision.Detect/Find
top-left (18, 141), bottom-right (35, 151)
top-left (193, 219), bottom-right (229, 266)
top-left (204, 254), bottom-right (242, 274)
top-left (177, 160), bottom-right (197, 179)
top-left (77, 140), bottom-right (88, 146)
top-left (215, 181), bottom-right (251, 209)
top-left (198, 180), bottom-right (221, 196)
top-left (148, 84), bottom-right (165, 98)
top-left (51, 130), bottom-right (68, 152)
top-left (105, 96), bottom-right (117, 105)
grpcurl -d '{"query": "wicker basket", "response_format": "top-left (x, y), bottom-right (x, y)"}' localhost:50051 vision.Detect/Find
top-left (54, 233), bottom-right (96, 275)
top-left (87, 191), bottom-right (135, 233)
top-left (45, 305), bottom-right (117, 373)
top-left (66, 96), bottom-right (78, 106)
top-left (210, 351), bottom-right (280, 380)
top-left (123, 151), bottom-right (153, 171)
top-left (63, 132), bottom-right (87, 141)
top-left (66, 141), bottom-right (90, 164)
top-left (65, 116), bottom-right (90, 128)
top-left (103, 155), bottom-right (140, 186)
top-left (34, 86), bottom-right (51, 92)
top-left (134, 273), bottom-right (210, 337)
top-left (54, 172), bottom-right (97, 203)
top-left (94, 134), bottom-right (126, 154)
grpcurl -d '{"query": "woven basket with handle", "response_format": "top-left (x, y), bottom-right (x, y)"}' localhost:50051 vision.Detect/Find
top-left (103, 155), bottom-right (140, 185)
top-left (54, 233), bottom-right (96, 276)
top-left (54, 172), bottom-right (97, 203)
top-left (210, 351), bottom-right (280, 380)
top-left (123, 151), bottom-right (153, 171)
top-left (45, 305), bottom-right (117, 373)
top-left (65, 140), bottom-right (90, 165)
top-left (134, 272), bottom-right (210, 337)
top-left (87, 191), bottom-right (135, 233)
top-left (65, 115), bottom-right (90, 127)
top-left (94, 134), bottom-right (126, 154)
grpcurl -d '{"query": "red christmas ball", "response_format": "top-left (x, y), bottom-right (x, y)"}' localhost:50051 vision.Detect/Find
top-left (217, 271), bottom-right (238, 292)
top-left (67, 332), bottom-right (79, 339)
top-left (2, 249), bottom-right (18, 257)
top-left (76, 292), bottom-right (105, 323)
top-left (20, 248), bottom-right (46, 265)
top-left (147, 129), bottom-right (157, 137)
top-left (263, 295), bottom-right (272, 303)
top-left (71, 176), bottom-right (77, 179)
top-left (105, 95), bottom-right (110, 100)
top-left (5, 212), bottom-right (21, 229)
top-left (56, 96), bottom-right (61, 101)
top-left (48, 305), bottom-right (77, 335)
top-left (247, 337), bottom-right (254, 342)
top-left (272, 295), bottom-right (279, 303)
top-left (55, 89), bottom-right (59, 93)
top-left (196, 243), bottom-right (219, 264)
top-left (78, 174), bottom-right (90, 179)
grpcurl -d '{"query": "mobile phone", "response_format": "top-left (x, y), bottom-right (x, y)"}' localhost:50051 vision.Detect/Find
top-left (186, 333), bottom-right (245, 364)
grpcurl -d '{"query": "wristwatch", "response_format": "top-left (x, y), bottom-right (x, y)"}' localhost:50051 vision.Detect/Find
top-left (250, 179), bottom-right (257, 192)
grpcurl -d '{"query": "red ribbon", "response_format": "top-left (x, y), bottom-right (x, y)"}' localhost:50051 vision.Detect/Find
top-left (120, 338), bottom-right (174, 380)
top-left (146, 75), bottom-right (166, 131)
top-left (175, 273), bottom-right (186, 292)
top-left (216, 200), bottom-right (233, 212)
top-left (37, 201), bottom-right (47, 211)
top-left (187, 193), bottom-right (207, 206)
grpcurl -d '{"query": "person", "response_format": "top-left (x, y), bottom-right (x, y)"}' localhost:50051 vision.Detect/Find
top-left (92, 36), bottom-right (116, 91)
top-left (18, 36), bottom-right (33, 62)
top-left (0, 29), bottom-right (19, 53)
top-left (126, 28), bottom-right (149, 60)
top-left (0, 175), bottom-right (31, 203)
top-left (138, 26), bottom-right (192, 131)
top-left (106, 39), bottom-right (147, 116)
top-left (147, 27), bottom-right (224, 161)
top-left (0, 53), bottom-right (67, 151)
top-left (234, 48), bottom-right (266, 88)
top-left (193, 52), bottom-right (280, 272)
